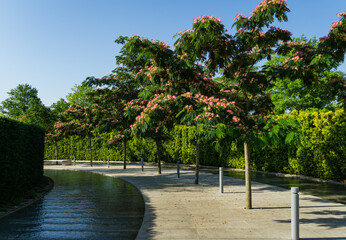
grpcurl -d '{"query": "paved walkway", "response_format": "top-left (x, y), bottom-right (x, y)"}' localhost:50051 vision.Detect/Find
top-left (44, 164), bottom-right (346, 240)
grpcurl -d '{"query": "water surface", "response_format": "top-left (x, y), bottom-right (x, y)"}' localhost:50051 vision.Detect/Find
top-left (0, 170), bottom-right (145, 240)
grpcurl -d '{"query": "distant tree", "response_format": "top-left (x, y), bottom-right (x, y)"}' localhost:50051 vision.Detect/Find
top-left (0, 84), bottom-right (52, 130)
top-left (20, 98), bottom-right (53, 130)
top-left (0, 84), bottom-right (40, 118)
top-left (45, 121), bottom-right (65, 162)
top-left (45, 98), bottom-right (70, 161)
top-left (58, 104), bottom-right (99, 166)
top-left (66, 83), bottom-right (93, 107)
top-left (50, 98), bottom-right (70, 122)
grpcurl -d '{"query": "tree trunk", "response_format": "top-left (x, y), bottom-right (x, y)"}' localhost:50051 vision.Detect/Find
top-left (244, 141), bottom-right (252, 209)
top-left (55, 140), bottom-right (59, 165)
top-left (156, 139), bottom-right (161, 174)
top-left (89, 135), bottom-right (93, 167)
top-left (195, 141), bottom-right (200, 184)
top-left (123, 138), bottom-right (127, 170)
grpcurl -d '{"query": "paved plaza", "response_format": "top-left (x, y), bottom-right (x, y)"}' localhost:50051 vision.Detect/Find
top-left (45, 164), bottom-right (346, 240)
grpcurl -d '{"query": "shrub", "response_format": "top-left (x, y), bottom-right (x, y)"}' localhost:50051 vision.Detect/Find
top-left (0, 116), bottom-right (45, 205)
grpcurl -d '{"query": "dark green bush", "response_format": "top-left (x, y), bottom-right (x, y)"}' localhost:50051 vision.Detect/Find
top-left (0, 116), bottom-right (45, 205)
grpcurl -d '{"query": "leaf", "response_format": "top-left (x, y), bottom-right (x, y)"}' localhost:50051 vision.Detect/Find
top-left (272, 125), bottom-right (280, 136)
top-left (285, 132), bottom-right (295, 144)
top-left (176, 108), bottom-right (186, 118)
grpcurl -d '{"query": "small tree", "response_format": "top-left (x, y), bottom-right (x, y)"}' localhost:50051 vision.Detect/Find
top-left (45, 121), bottom-right (65, 163)
top-left (57, 104), bottom-right (99, 166)
top-left (174, 3), bottom-right (346, 209)
top-left (174, 1), bottom-right (292, 209)
top-left (116, 35), bottom-right (224, 177)
top-left (85, 67), bottom-right (139, 169)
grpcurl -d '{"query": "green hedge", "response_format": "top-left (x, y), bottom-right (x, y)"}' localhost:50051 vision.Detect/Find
top-left (45, 110), bottom-right (345, 181)
top-left (0, 116), bottom-right (45, 205)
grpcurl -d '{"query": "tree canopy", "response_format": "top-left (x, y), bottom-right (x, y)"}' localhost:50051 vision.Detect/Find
top-left (0, 84), bottom-right (52, 130)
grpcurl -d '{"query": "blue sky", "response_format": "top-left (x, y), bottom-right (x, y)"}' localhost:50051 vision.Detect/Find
top-left (0, 0), bottom-right (345, 106)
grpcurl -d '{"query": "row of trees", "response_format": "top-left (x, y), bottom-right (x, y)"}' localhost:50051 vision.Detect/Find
top-left (0, 83), bottom-right (92, 129)
top-left (1, 0), bottom-right (345, 209)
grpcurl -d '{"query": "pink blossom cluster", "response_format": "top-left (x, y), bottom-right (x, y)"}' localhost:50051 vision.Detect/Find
top-left (128, 34), bottom-right (139, 40)
top-left (150, 39), bottom-right (170, 49)
top-left (128, 94), bottom-right (174, 132)
top-left (124, 99), bottom-right (146, 112)
top-left (249, 46), bottom-right (262, 55)
top-left (330, 21), bottom-right (342, 31)
top-left (251, 0), bottom-right (287, 16)
top-left (284, 40), bottom-right (307, 47)
top-left (135, 64), bottom-right (167, 81)
top-left (109, 133), bottom-right (125, 144)
top-left (267, 26), bottom-right (292, 37)
top-left (234, 13), bottom-right (246, 21)
top-left (194, 111), bottom-right (220, 122)
top-left (337, 12), bottom-right (346, 18)
top-left (193, 15), bottom-right (223, 24)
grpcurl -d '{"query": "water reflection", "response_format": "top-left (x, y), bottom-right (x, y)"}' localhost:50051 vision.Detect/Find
top-left (0, 170), bottom-right (144, 240)
top-left (201, 168), bottom-right (346, 204)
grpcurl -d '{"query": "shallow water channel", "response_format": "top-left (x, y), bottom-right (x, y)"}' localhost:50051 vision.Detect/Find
top-left (0, 170), bottom-right (145, 240)
top-left (200, 167), bottom-right (346, 204)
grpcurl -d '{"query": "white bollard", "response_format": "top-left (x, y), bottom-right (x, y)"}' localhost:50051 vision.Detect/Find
top-left (107, 157), bottom-right (110, 168)
top-left (219, 167), bottom-right (224, 193)
top-left (177, 161), bottom-right (180, 178)
top-left (73, 156), bottom-right (76, 166)
top-left (141, 158), bottom-right (144, 171)
top-left (291, 187), bottom-right (299, 240)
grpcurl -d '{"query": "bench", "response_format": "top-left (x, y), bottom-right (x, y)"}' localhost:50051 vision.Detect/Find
top-left (44, 159), bottom-right (72, 165)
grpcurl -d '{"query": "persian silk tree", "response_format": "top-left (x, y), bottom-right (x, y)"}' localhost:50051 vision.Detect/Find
top-left (57, 104), bottom-right (99, 166)
top-left (85, 67), bottom-right (139, 169)
top-left (174, 0), bottom-right (292, 209)
top-left (45, 122), bottom-right (65, 163)
top-left (116, 35), bottom-right (227, 178)
top-left (115, 36), bottom-right (178, 174)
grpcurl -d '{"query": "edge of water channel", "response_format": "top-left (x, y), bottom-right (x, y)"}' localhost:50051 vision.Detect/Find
top-left (160, 162), bottom-right (346, 186)
top-left (0, 176), bottom-right (54, 220)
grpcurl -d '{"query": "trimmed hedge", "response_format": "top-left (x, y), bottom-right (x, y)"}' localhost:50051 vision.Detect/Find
top-left (0, 116), bottom-right (45, 205)
top-left (45, 110), bottom-right (345, 181)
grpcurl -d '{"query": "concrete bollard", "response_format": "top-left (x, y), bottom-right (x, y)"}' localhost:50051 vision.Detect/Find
top-left (219, 167), bottom-right (224, 193)
top-left (141, 158), bottom-right (144, 171)
top-left (107, 157), bottom-right (110, 168)
top-left (73, 156), bottom-right (76, 166)
top-left (177, 161), bottom-right (180, 178)
top-left (291, 187), bottom-right (299, 240)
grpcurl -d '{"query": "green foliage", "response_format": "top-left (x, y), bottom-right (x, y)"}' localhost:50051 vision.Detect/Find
top-left (44, 132), bottom-right (156, 162)
top-left (267, 36), bottom-right (346, 113)
top-left (50, 98), bottom-right (69, 122)
top-left (252, 110), bottom-right (345, 181)
top-left (66, 83), bottom-right (94, 107)
top-left (0, 116), bottom-right (45, 205)
top-left (45, 110), bottom-right (344, 181)
top-left (0, 84), bottom-right (39, 118)
top-left (0, 84), bottom-right (53, 130)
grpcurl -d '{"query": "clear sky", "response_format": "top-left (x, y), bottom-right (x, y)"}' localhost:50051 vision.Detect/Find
top-left (0, 0), bottom-right (345, 106)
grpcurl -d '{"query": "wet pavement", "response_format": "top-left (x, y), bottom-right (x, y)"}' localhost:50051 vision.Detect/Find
top-left (0, 170), bottom-right (145, 240)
